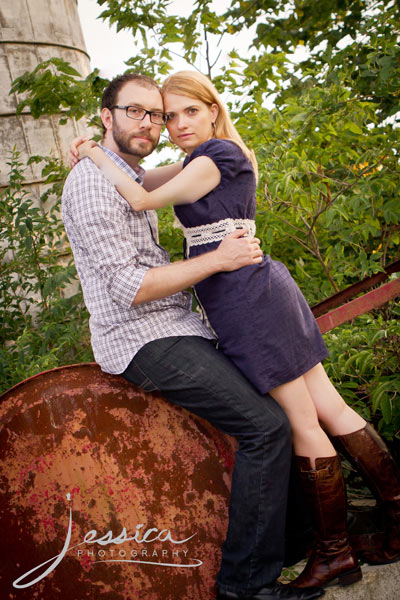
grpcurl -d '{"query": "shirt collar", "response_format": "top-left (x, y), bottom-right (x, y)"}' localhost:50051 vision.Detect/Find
top-left (101, 145), bottom-right (145, 184)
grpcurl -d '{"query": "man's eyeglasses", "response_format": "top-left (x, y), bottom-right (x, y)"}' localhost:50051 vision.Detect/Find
top-left (111, 105), bottom-right (167, 125)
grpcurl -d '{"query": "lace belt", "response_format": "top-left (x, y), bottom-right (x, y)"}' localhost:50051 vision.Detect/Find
top-left (177, 218), bottom-right (256, 248)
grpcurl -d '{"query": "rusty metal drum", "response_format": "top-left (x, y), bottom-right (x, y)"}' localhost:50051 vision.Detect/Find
top-left (0, 364), bottom-right (237, 599)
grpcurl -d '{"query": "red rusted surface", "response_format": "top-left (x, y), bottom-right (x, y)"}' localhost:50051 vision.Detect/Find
top-left (316, 278), bottom-right (400, 334)
top-left (311, 260), bottom-right (400, 318)
top-left (0, 364), bottom-right (237, 599)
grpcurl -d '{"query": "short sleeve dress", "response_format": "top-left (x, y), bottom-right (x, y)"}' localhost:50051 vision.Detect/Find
top-left (174, 138), bottom-right (328, 395)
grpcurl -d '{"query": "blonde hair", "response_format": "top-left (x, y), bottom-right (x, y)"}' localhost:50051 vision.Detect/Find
top-left (161, 70), bottom-right (258, 179)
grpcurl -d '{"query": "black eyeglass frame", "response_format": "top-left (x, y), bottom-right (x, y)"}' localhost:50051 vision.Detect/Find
top-left (111, 105), bottom-right (167, 125)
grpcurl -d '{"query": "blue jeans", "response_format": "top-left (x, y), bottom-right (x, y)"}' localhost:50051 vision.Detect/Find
top-left (122, 336), bottom-right (291, 595)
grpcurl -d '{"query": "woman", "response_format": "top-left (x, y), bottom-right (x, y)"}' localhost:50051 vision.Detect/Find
top-left (71, 70), bottom-right (400, 588)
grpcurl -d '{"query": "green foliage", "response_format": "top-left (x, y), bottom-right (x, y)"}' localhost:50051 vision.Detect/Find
top-left (157, 206), bottom-right (184, 262)
top-left (0, 151), bottom-right (93, 394)
top-left (10, 59), bottom-right (108, 128)
top-left (324, 303), bottom-right (400, 440)
top-left (97, 0), bottom-right (225, 75)
top-left (252, 85), bottom-right (400, 301)
top-left (229, 1), bottom-right (400, 119)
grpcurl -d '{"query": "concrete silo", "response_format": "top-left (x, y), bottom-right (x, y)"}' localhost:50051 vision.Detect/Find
top-left (0, 0), bottom-right (92, 199)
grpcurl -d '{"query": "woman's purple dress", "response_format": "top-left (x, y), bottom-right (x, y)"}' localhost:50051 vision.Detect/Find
top-left (174, 139), bottom-right (328, 394)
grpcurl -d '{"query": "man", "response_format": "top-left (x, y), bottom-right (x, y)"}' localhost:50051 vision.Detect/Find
top-left (62, 73), bottom-right (323, 600)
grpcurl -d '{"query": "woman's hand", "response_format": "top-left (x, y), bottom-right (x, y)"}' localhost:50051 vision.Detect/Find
top-left (68, 136), bottom-right (89, 169)
top-left (78, 140), bottom-right (99, 160)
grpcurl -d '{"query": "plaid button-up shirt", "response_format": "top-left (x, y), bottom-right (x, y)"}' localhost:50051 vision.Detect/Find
top-left (62, 147), bottom-right (213, 374)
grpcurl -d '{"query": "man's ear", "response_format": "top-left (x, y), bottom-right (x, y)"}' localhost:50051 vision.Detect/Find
top-left (101, 107), bottom-right (113, 133)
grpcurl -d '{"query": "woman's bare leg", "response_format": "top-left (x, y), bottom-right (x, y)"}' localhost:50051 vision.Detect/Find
top-left (301, 363), bottom-right (366, 436)
top-left (269, 375), bottom-right (336, 468)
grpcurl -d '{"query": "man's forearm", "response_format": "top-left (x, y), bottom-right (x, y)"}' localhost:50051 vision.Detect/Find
top-left (132, 229), bottom-right (262, 305)
top-left (132, 250), bottom-right (223, 305)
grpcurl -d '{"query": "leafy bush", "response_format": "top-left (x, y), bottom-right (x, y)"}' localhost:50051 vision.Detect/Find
top-left (0, 151), bottom-right (93, 394)
top-left (324, 304), bottom-right (400, 443)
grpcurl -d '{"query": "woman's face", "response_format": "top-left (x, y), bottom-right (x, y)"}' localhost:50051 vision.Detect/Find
top-left (163, 92), bottom-right (218, 155)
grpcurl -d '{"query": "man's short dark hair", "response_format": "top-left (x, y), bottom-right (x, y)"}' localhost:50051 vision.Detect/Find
top-left (101, 73), bottom-right (161, 135)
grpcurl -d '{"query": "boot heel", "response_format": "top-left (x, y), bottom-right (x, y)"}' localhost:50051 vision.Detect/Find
top-left (338, 566), bottom-right (362, 586)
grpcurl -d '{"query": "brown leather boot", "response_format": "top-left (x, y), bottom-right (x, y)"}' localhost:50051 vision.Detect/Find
top-left (289, 455), bottom-right (362, 589)
top-left (334, 423), bottom-right (400, 564)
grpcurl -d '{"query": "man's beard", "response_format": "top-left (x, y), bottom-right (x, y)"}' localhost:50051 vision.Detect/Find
top-left (112, 122), bottom-right (158, 158)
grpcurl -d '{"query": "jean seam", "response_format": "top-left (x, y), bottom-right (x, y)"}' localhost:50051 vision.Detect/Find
top-left (125, 360), bottom-right (159, 392)
top-left (250, 431), bottom-right (268, 583)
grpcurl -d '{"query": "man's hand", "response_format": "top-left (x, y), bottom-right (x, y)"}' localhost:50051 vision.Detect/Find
top-left (214, 229), bottom-right (263, 271)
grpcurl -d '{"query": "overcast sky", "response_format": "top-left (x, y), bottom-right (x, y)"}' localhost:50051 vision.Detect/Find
top-left (77, 0), bottom-right (234, 78)
top-left (77, 0), bottom-right (142, 77)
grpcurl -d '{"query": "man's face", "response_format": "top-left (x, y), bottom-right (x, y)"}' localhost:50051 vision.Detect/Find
top-left (110, 82), bottom-right (164, 159)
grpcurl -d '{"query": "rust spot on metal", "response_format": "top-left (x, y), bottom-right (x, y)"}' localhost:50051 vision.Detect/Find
top-left (0, 364), bottom-right (237, 599)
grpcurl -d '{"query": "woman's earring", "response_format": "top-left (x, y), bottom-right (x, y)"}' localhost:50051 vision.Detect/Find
top-left (212, 122), bottom-right (216, 136)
